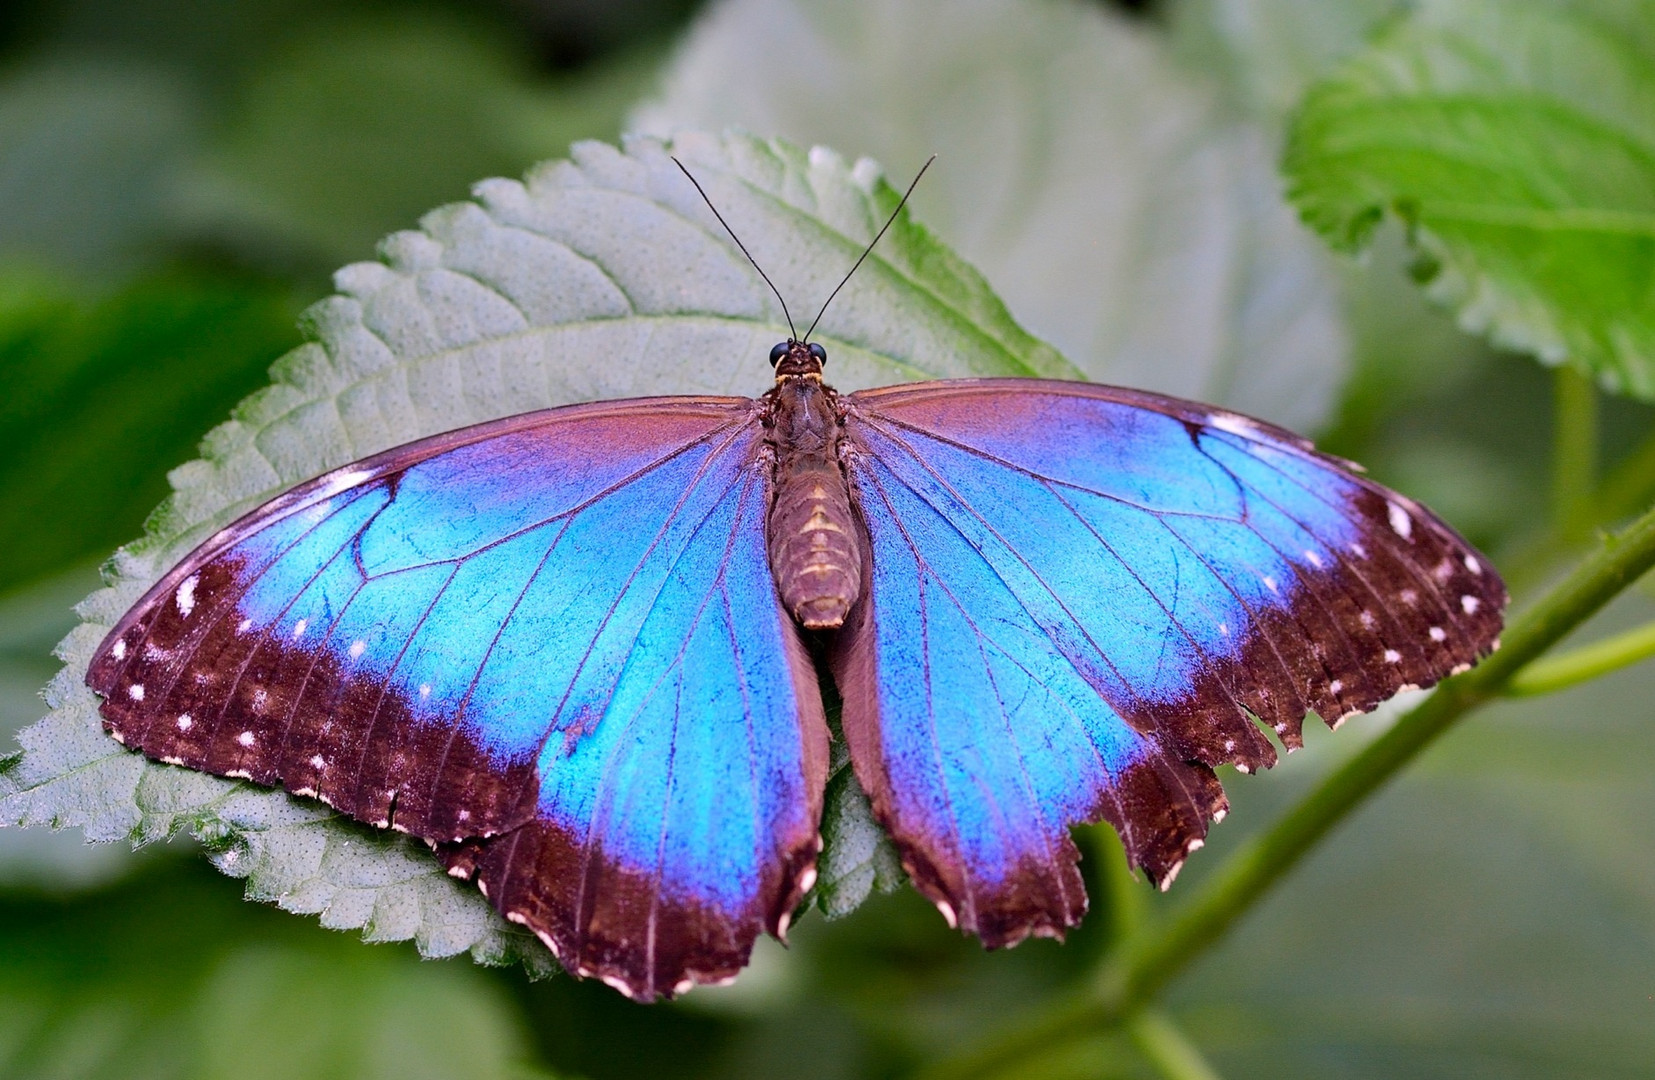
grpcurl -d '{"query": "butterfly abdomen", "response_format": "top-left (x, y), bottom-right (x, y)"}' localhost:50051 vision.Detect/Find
top-left (765, 379), bottom-right (863, 629)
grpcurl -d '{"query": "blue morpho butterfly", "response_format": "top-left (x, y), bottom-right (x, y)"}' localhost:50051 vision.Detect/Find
top-left (87, 156), bottom-right (1505, 1001)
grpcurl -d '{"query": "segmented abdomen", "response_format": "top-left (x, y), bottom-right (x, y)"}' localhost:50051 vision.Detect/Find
top-left (768, 457), bottom-right (862, 629)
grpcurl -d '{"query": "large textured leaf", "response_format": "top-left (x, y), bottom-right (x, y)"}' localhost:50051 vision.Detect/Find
top-left (0, 132), bottom-right (1071, 966)
top-left (1285, 0), bottom-right (1655, 398)
top-left (633, 0), bottom-right (1349, 432)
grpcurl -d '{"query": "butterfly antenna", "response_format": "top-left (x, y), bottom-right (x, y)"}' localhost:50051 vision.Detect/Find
top-left (803, 154), bottom-right (936, 343)
top-left (672, 156), bottom-right (798, 341)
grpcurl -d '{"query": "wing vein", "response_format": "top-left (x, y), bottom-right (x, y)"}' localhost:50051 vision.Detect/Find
top-left (196, 490), bottom-right (398, 751)
top-left (854, 428), bottom-right (1159, 723)
top-left (565, 445), bottom-right (761, 964)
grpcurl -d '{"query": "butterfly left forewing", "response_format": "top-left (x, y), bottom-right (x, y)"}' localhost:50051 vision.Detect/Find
top-left (89, 397), bottom-right (828, 1000)
top-left (454, 440), bottom-right (828, 996)
top-left (833, 379), bottom-right (1504, 944)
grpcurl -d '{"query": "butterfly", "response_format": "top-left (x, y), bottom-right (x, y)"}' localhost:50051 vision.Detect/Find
top-left (85, 156), bottom-right (1505, 1001)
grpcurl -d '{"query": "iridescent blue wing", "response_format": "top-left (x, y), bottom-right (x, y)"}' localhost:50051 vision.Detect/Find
top-left (88, 399), bottom-right (828, 1000)
top-left (834, 379), bottom-right (1504, 945)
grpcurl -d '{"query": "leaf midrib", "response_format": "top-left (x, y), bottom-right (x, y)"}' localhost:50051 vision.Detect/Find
top-left (1300, 92), bottom-right (1655, 184)
top-left (1419, 203), bottom-right (1655, 237)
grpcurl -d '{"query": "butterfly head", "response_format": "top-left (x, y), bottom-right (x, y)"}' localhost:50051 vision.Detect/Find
top-left (673, 151), bottom-right (935, 390)
top-left (770, 339), bottom-right (827, 381)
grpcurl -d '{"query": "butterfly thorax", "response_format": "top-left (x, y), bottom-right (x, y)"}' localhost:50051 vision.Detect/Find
top-left (764, 350), bottom-right (864, 630)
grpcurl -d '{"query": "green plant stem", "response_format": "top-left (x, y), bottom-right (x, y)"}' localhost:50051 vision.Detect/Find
top-left (922, 499), bottom-right (1655, 1080)
top-left (1503, 422), bottom-right (1655, 595)
top-left (1097, 825), bottom-right (1144, 947)
top-left (1509, 423), bottom-right (1655, 595)
top-left (1506, 618), bottom-right (1655, 695)
top-left (1552, 366), bottom-right (1598, 541)
top-left (1126, 1010), bottom-right (1225, 1080)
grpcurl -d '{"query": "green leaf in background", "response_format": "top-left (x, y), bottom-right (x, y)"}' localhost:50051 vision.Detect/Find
top-left (634, 0), bottom-right (1350, 432)
top-left (0, 861), bottom-right (558, 1080)
top-left (0, 270), bottom-right (304, 594)
top-left (179, 10), bottom-right (661, 271)
top-left (1284, 0), bottom-right (1655, 397)
top-left (0, 61), bottom-right (196, 279)
top-left (1167, 0), bottom-right (1535, 547)
top-left (0, 132), bottom-right (1071, 967)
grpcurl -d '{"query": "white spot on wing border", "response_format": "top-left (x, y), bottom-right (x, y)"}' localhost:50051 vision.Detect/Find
top-left (176, 574), bottom-right (198, 617)
top-left (1387, 502), bottom-right (1413, 539)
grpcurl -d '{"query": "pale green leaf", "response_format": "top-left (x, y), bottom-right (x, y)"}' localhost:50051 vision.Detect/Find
top-left (810, 739), bottom-right (905, 920)
top-left (0, 132), bottom-right (1070, 965)
top-left (1169, 0), bottom-right (1403, 121)
top-left (634, 0), bottom-right (1349, 431)
top-left (1284, 0), bottom-right (1655, 397)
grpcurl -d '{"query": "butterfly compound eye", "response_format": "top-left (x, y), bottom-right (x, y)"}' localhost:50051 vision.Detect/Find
top-left (769, 342), bottom-right (789, 367)
top-left (808, 342), bottom-right (827, 364)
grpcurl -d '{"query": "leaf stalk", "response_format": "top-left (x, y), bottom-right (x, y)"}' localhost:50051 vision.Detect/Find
top-left (1552, 366), bottom-right (1599, 542)
top-left (1506, 617), bottom-right (1655, 696)
top-left (1126, 1010), bottom-right (1226, 1080)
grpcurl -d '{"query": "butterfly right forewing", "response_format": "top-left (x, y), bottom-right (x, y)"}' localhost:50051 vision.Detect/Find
top-left (830, 378), bottom-right (1504, 945)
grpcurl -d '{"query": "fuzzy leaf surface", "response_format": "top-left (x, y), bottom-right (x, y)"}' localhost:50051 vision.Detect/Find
top-left (0, 132), bottom-right (1069, 961)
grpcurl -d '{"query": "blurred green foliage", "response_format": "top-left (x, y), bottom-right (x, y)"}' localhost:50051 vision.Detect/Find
top-left (0, 271), bottom-right (302, 593)
top-left (185, 12), bottom-right (665, 270)
top-left (0, 1), bottom-right (1652, 1079)
top-left (0, 860), bottom-right (552, 1080)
